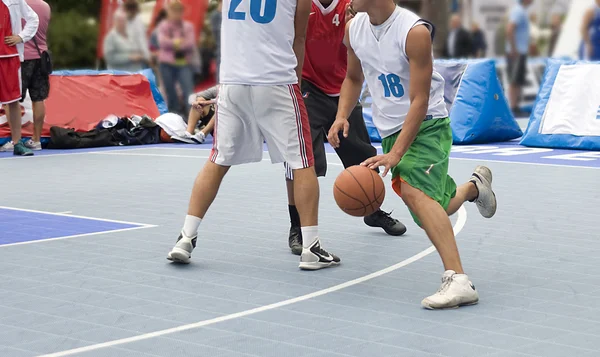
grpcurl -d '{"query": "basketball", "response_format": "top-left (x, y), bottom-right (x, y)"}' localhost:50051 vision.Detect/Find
top-left (333, 165), bottom-right (385, 217)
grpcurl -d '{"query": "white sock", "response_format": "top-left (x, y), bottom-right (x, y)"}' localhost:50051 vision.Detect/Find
top-left (301, 226), bottom-right (319, 248)
top-left (182, 215), bottom-right (202, 237)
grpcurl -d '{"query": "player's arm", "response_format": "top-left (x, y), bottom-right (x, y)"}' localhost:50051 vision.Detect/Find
top-left (293, 0), bottom-right (311, 87)
top-left (505, 10), bottom-right (518, 58)
top-left (328, 20), bottom-right (364, 148)
top-left (386, 25), bottom-right (433, 159)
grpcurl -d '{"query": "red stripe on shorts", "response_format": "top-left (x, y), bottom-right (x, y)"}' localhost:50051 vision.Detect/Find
top-left (288, 84), bottom-right (314, 168)
top-left (209, 104), bottom-right (219, 163)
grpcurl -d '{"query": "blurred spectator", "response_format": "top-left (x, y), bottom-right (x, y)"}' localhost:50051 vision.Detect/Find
top-left (185, 85), bottom-right (216, 144)
top-left (123, 0), bottom-right (150, 66)
top-left (157, 0), bottom-right (195, 114)
top-left (210, 0), bottom-right (222, 81)
top-left (505, 0), bottom-right (532, 115)
top-left (20, 0), bottom-right (51, 151)
top-left (528, 13), bottom-right (540, 56)
top-left (103, 10), bottom-right (145, 72)
top-left (0, 0), bottom-right (38, 156)
top-left (470, 22), bottom-right (487, 58)
top-left (149, 9), bottom-right (167, 61)
top-left (443, 14), bottom-right (472, 59)
top-left (582, 0), bottom-right (600, 61)
top-left (548, 14), bottom-right (562, 57)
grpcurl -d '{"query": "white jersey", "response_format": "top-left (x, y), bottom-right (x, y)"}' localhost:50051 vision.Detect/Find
top-left (349, 7), bottom-right (448, 139)
top-left (220, 0), bottom-right (298, 85)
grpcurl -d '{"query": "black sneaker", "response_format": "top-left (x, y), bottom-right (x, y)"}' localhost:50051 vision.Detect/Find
top-left (364, 209), bottom-right (407, 236)
top-left (288, 226), bottom-right (303, 256)
top-left (299, 240), bottom-right (340, 270)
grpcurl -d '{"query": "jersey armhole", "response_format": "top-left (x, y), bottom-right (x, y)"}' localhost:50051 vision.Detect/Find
top-left (402, 19), bottom-right (436, 59)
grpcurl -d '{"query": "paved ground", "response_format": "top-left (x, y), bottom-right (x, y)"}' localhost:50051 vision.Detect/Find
top-left (0, 144), bottom-right (599, 357)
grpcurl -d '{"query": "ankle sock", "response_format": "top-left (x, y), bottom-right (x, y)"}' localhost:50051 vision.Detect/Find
top-left (182, 215), bottom-right (202, 237)
top-left (301, 226), bottom-right (318, 248)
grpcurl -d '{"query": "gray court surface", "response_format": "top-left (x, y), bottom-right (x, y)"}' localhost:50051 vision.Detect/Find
top-left (1, 146), bottom-right (599, 357)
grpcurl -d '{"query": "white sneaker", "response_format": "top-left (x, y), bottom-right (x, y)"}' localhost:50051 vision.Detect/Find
top-left (24, 140), bottom-right (42, 151)
top-left (421, 270), bottom-right (479, 309)
top-left (299, 239), bottom-right (341, 270)
top-left (191, 131), bottom-right (206, 144)
top-left (167, 231), bottom-right (197, 264)
top-left (0, 141), bottom-right (14, 152)
top-left (470, 166), bottom-right (497, 218)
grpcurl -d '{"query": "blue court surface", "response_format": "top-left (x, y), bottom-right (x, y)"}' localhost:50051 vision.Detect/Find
top-left (1, 143), bottom-right (600, 357)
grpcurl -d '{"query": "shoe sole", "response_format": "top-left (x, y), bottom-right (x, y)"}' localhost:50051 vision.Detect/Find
top-left (298, 261), bottom-right (340, 271)
top-left (167, 248), bottom-right (191, 264)
top-left (421, 299), bottom-right (479, 310)
top-left (364, 221), bottom-right (407, 236)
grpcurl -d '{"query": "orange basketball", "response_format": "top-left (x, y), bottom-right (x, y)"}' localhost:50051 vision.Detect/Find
top-left (333, 165), bottom-right (385, 217)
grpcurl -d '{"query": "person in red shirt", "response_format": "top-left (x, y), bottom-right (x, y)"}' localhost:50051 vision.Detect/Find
top-left (0, 0), bottom-right (38, 156)
top-left (284, 0), bottom-right (406, 255)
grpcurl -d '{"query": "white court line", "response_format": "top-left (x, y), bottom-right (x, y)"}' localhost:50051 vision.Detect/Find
top-left (54, 211), bottom-right (72, 214)
top-left (89, 147), bottom-right (600, 170)
top-left (0, 226), bottom-right (155, 248)
top-left (0, 206), bottom-right (157, 248)
top-left (0, 206), bottom-right (156, 227)
top-left (37, 206), bottom-right (466, 357)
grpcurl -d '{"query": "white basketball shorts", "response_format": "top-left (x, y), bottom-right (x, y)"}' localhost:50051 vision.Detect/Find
top-left (209, 84), bottom-right (314, 169)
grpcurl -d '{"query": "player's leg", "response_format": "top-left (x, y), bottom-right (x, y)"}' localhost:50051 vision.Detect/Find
top-left (167, 85), bottom-right (263, 263)
top-left (337, 103), bottom-right (407, 236)
top-left (285, 80), bottom-right (329, 255)
top-left (257, 84), bottom-right (340, 270)
top-left (284, 125), bottom-right (325, 255)
top-left (384, 118), bottom-right (483, 309)
top-left (0, 57), bottom-right (31, 156)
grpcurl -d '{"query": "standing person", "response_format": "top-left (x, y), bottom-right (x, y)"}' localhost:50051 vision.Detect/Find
top-left (505, 0), bottom-right (532, 116)
top-left (123, 0), bottom-right (150, 67)
top-left (443, 14), bottom-right (472, 59)
top-left (157, 0), bottom-right (196, 114)
top-left (166, 0), bottom-right (341, 270)
top-left (284, 0), bottom-right (406, 256)
top-left (19, 0), bottom-right (50, 151)
top-left (210, 0), bottom-right (222, 81)
top-left (103, 10), bottom-right (145, 72)
top-left (581, 0), bottom-right (600, 61)
top-left (329, 0), bottom-right (497, 309)
top-left (470, 22), bottom-right (487, 58)
top-left (0, 0), bottom-right (38, 156)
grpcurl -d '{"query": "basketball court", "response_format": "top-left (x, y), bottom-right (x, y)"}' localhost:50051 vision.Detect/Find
top-left (1, 142), bottom-right (599, 357)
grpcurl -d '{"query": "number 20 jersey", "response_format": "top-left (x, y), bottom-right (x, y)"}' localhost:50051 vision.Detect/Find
top-left (220, 0), bottom-right (299, 85)
top-left (348, 6), bottom-right (447, 139)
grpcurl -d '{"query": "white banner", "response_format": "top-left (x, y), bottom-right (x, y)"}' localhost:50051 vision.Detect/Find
top-left (541, 64), bottom-right (600, 136)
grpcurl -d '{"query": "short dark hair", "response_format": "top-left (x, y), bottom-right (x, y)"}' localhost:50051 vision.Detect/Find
top-left (124, 0), bottom-right (139, 12)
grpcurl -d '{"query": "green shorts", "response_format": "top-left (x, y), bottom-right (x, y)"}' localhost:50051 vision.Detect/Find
top-left (381, 117), bottom-right (457, 226)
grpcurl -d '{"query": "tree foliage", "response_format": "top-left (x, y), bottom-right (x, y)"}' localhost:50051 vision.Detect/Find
top-left (45, 1), bottom-right (100, 69)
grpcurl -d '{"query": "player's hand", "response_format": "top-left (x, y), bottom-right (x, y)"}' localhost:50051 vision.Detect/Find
top-left (327, 118), bottom-right (350, 148)
top-left (192, 97), bottom-right (215, 112)
top-left (4, 36), bottom-right (23, 46)
top-left (361, 152), bottom-right (401, 177)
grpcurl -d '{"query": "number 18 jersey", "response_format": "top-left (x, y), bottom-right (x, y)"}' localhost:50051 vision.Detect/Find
top-left (220, 0), bottom-right (299, 85)
top-left (348, 6), bottom-right (447, 139)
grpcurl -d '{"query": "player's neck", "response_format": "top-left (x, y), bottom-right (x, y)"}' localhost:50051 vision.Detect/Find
top-left (367, 2), bottom-right (397, 26)
top-left (319, 0), bottom-right (334, 7)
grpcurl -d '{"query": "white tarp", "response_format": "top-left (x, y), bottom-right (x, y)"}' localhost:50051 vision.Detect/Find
top-left (540, 64), bottom-right (600, 136)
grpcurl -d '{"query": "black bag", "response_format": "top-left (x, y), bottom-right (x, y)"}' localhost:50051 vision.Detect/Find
top-left (32, 37), bottom-right (53, 75)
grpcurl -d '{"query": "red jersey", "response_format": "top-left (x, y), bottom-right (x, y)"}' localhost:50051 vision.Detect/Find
top-left (302, 0), bottom-right (348, 96)
top-left (0, 2), bottom-right (18, 58)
